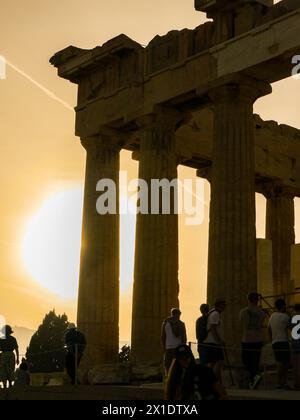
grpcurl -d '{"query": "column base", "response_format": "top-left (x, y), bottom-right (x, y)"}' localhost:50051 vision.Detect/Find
top-left (131, 363), bottom-right (163, 383)
top-left (79, 364), bottom-right (131, 385)
top-left (78, 362), bottom-right (163, 385)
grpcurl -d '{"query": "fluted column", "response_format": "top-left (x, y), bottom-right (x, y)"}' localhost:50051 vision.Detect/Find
top-left (78, 133), bottom-right (120, 368)
top-left (131, 109), bottom-right (183, 365)
top-left (264, 184), bottom-right (295, 297)
top-left (207, 77), bottom-right (271, 347)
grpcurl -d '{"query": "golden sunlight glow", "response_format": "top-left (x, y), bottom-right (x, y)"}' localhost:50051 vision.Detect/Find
top-left (21, 189), bottom-right (136, 300)
top-left (120, 197), bottom-right (136, 293)
top-left (21, 189), bottom-right (83, 300)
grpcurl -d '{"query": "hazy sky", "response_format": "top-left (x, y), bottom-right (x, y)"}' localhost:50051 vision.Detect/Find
top-left (0, 0), bottom-right (299, 344)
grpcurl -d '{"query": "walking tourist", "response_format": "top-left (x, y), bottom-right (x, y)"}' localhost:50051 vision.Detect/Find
top-left (268, 299), bottom-right (291, 390)
top-left (0, 325), bottom-right (19, 388)
top-left (161, 309), bottom-right (187, 377)
top-left (196, 303), bottom-right (210, 365)
top-left (240, 292), bottom-right (266, 389)
top-left (203, 299), bottom-right (226, 383)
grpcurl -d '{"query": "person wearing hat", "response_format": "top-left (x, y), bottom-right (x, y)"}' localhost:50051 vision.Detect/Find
top-left (0, 325), bottom-right (19, 388)
top-left (240, 292), bottom-right (267, 390)
top-left (64, 323), bottom-right (87, 385)
top-left (165, 344), bottom-right (228, 400)
top-left (203, 299), bottom-right (227, 383)
top-left (161, 309), bottom-right (187, 377)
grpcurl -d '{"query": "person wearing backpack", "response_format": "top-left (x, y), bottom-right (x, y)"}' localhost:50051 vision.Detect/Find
top-left (196, 304), bottom-right (210, 365)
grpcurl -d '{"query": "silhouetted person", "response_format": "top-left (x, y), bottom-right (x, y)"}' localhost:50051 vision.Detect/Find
top-left (64, 323), bottom-right (86, 385)
top-left (165, 345), bottom-right (228, 401)
top-left (161, 309), bottom-right (187, 377)
top-left (203, 299), bottom-right (227, 383)
top-left (14, 358), bottom-right (30, 387)
top-left (196, 304), bottom-right (210, 365)
top-left (0, 325), bottom-right (19, 388)
top-left (268, 299), bottom-right (291, 390)
top-left (240, 292), bottom-right (266, 389)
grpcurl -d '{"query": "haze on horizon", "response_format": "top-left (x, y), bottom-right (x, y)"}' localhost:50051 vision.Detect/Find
top-left (0, 0), bottom-right (299, 345)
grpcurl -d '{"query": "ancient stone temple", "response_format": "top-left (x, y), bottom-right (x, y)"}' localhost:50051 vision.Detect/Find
top-left (50, 0), bottom-right (300, 374)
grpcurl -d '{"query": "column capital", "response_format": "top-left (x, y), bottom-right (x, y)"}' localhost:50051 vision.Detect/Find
top-left (135, 106), bottom-right (190, 132)
top-left (81, 128), bottom-right (126, 153)
top-left (258, 180), bottom-right (297, 199)
top-left (207, 74), bottom-right (272, 105)
top-left (197, 165), bottom-right (212, 183)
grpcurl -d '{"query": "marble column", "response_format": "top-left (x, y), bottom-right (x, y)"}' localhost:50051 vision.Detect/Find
top-left (264, 185), bottom-right (295, 297)
top-left (78, 133), bottom-right (120, 368)
top-left (131, 109), bottom-right (183, 366)
top-left (207, 77), bottom-right (271, 347)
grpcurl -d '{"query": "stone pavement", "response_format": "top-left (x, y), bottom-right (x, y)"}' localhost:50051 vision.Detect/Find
top-left (1, 384), bottom-right (300, 400)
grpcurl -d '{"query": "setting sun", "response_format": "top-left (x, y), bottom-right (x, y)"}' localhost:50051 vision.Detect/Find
top-left (21, 189), bottom-right (83, 300)
top-left (21, 189), bottom-right (136, 300)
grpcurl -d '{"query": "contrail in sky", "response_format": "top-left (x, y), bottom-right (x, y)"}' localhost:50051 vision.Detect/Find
top-left (4, 58), bottom-right (74, 111)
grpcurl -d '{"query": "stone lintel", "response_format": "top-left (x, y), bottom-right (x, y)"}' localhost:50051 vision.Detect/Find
top-left (88, 107), bottom-right (300, 193)
top-left (195, 0), bottom-right (273, 15)
top-left (197, 165), bottom-right (212, 182)
top-left (50, 34), bottom-right (143, 82)
top-left (134, 106), bottom-right (190, 132)
top-left (197, 73), bottom-right (272, 103)
top-left (196, 171), bottom-right (300, 197)
top-left (212, 8), bottom-right (300, 83)
top-left (49, 46), bottom-right (88, 69)
top-left (257, 179), bottom-right (300, 198)
top-left (71, 8), bottom-right (300, 134)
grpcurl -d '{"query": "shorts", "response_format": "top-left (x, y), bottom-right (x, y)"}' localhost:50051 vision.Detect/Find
top-left (272, 342), bottom-right (291, 364)
top-left (203, 343), bottom-right (224, 364)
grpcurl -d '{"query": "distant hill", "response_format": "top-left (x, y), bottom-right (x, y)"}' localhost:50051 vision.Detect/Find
top-left (7, 328), bottom-right (129, 358)
top-left (12, 326), bottom-right (35, 357)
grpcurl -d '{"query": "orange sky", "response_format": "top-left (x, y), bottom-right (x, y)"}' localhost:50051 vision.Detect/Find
top-left (0, 0), bottom-right (299, 344)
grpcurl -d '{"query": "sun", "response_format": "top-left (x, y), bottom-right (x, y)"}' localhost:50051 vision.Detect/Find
top-left (21, 189), bottom-right (136, 300)
top-left (21, 188), bottom-right (83, 300)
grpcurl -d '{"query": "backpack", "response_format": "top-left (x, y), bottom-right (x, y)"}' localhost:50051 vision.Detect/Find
top-left (196, 310), bottom-right (216, 343)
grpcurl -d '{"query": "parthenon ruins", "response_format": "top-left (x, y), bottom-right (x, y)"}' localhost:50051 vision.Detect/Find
top-left (51, 0), bottom-right (300, 373)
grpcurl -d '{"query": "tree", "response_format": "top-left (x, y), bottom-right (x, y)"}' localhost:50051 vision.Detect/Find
top-left (26, 310), bottom-right (69, 373)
